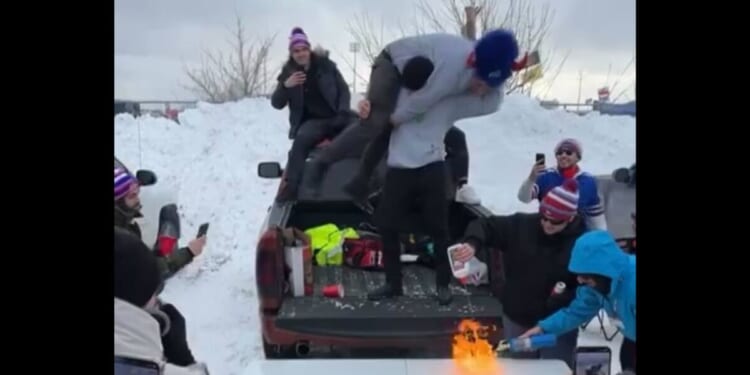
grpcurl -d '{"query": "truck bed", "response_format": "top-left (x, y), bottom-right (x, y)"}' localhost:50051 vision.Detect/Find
top-left (276, 201), bottom-right (504, 341)
top-left (276, 264), bottom-right (503, 339)
top-left (311, 263), bottom-right (491, 297)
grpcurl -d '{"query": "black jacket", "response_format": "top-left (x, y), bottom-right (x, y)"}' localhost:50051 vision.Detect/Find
top-left (271, 53), bottom-right (354, 139)
top-left (462, 213), bottom-right (585, 327)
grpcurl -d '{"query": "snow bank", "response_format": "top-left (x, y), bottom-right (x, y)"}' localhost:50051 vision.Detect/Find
top-left (114, 94), bottom-right (634, 375)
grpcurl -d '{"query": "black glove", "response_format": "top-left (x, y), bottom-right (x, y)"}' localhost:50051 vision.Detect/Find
top-left (159, 303), bottom-right (196, 366)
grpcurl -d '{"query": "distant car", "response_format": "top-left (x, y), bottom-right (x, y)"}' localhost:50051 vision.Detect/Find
top-left (254, 138), bottom-right (505, 359)
top-left (597, 164), bottom-right (636, 241)
top-left (115, 100), bottom-right (141, 117)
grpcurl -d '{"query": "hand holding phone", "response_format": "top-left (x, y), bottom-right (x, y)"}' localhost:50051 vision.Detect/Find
top-left (529, 153), bottom-right (546, 180)
top-left (197, 223), bottom-right (209, 238)
top-left (574, 346), bottom-right (612, 375)
top-left (535, 152), bottom-right (545, 165)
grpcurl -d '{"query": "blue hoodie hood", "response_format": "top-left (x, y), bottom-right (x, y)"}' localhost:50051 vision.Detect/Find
top-left (539, 230), bottom-right (636, 341)
top-left (569, 230), bottom-right (632, 295)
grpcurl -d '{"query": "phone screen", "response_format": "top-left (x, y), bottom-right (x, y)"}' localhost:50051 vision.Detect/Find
top-left (574, 347), bottom-right (611, 375)
top-left (197, 223), bottom-right (209, 238)
top-left (535, 153), bottom-right (545, 164)
top-left (115, 358), bottom-right (160, 375)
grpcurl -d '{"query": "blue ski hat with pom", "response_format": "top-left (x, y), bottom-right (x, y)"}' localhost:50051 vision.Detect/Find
top-left (473, 29), bottom-right (519, 88)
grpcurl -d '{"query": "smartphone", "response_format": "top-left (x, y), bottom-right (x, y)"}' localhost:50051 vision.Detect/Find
top-left (197, 223), bottom-right (209, 238)
top-left (115, 356), bottom-right (160, 375)
top-left (535, 152), bottom-right (545, 165)
top-left (574, 346), bottom-right (612, 375)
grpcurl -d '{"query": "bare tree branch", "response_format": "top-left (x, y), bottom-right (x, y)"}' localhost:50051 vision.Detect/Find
top-left (184, 13), bottom-right (276, 102)
top-left (344, 0), bottom-right (580, 99)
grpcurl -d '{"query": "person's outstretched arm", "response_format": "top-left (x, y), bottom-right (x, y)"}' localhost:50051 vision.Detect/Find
top-left (537, 285), bottom-right (602, 335)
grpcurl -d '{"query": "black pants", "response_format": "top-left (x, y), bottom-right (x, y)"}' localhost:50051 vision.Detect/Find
top-left (316, 51), bottom-right (402, 165)
top-left (620, 337), bottom-right (636, 372)
top-left (354, 125), bottom-right (471, 187)
top-left (285, 117), bottom-right (348, 188)
top-left (444, 127), bottom-right (469, 184)
top-left (375, 161), bottom-right (451, 287)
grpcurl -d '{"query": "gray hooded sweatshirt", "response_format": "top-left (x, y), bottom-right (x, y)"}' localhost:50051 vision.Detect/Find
top-left (387, 89), bottom-right (503, 169)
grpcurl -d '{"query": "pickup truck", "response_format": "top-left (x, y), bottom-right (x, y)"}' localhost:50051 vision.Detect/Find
top-left (254, 139), bottom-right (636, 359)
top-left (255, 143), bottom-right (507, 359)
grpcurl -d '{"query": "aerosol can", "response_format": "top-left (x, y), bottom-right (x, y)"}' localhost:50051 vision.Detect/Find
top-left (447, 244), bottom-right (487, 286)
top-left (495, 334), bottom-right (557, 354)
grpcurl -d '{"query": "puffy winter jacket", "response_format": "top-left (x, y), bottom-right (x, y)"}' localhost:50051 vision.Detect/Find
top-left (538, 230), bottom-right (636, 341)
top-left (115, 298), bottom-right (208, 375)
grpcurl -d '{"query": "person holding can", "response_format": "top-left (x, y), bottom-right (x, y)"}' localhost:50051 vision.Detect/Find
top-left (449, 179), bottom-right (586, 368)
top-left (519, 230), bottom-right (637, 373)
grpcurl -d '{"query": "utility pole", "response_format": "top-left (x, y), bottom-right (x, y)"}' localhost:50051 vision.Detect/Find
top-left (349, 42), bottom-right (360, 93)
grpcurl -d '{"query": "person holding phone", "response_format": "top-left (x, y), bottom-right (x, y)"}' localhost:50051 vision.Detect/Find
top-left (448, 179), bottom-right (586, 367)
top-left (518, 139), bottom-right (607, 231)
top-left (115, 168), bottom-right (206, 279)
top-left (115, 228), bottom-right (209, 375)
top-left (271, 27), bottom-right (356, 202)
top-left (519, 230), bottom-right (636, 373)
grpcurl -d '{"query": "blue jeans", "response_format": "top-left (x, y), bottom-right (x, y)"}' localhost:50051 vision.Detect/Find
top-left (502, 314), bottom-right (578, 370)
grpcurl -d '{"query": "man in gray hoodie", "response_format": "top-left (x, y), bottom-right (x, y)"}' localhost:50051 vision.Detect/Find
top-left (366, 64), bottom-right (504, 305)
top-left (306, 30), bottom-right (520, 204)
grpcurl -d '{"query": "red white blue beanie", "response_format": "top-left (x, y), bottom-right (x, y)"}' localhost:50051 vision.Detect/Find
top-left (540, 179), bottom-right (580, 221)
top-left (555, 138), bottom-right (582, 159)
top-left (114, 168), bottom-right (136, 201)
top-left (289, 27), bottom-right (310, 50)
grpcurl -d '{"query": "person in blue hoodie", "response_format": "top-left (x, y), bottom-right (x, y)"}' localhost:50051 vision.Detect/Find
top-left (519, 230), bottom-right (636, 372)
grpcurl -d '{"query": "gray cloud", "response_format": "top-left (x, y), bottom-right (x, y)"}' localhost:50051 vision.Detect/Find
top-left (115, 0), bottom-right (635, 102)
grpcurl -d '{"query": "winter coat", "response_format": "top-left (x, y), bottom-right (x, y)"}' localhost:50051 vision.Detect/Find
top-left (538, 230), bottom-right (636, 341)
top-left (462, 212), bottom-right (585, 327)
top-left (115, 298), bottom-right (208, 375)
top-left (271, 53), bottom-right (355, 139)
top-left (115, 208), bottom-right (194, 279)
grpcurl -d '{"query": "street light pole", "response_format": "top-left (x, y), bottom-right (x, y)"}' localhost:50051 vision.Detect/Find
top-left (349, 42), bottom-right (361, 93)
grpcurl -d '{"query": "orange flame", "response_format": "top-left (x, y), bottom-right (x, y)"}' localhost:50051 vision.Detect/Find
top-left (452, 319), bottom-right (499, 375)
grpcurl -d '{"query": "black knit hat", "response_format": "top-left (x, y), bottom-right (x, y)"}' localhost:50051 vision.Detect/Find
top-left (114, 227), bottom-right (162, 307)
top-left (401, 56), bottom-right (434, 91)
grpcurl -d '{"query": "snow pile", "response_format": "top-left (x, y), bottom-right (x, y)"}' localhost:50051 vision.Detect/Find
top-left (456, 94), bottom-right (635, 214)
top-left (114, 95), bottom-right (634, 375)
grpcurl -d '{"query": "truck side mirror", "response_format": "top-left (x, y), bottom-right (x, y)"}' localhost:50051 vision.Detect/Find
top-left (612, 167), bottom-right (630, 183)
top-left (258, 162), bottom-right (283, 178)
top-left (136, 170), bottom-right (158, 186)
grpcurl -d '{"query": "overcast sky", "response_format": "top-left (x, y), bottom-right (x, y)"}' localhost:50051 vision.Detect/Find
top-left (115, 0), bottom-right (635, 103)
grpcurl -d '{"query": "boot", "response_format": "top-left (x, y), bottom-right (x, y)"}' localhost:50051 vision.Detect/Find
top-left (343, 174), bottom-right (374, 214)
top-left (436, 285), bottom-right (453, 306)
top-left (367, 283), bottom-right (403, 301)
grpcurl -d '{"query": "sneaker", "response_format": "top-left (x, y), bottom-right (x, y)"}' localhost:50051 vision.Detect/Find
top-left (436, 285), bottom-right (453, 306)
top-left (455, 184), bottom-right (481, 205)
top-left (367, 283), bottom-right (403, 301)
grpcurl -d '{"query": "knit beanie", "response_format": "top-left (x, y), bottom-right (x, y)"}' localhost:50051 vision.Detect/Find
top-left (473, 29), bottom-right (519, 88)
top-left (289, 27), bottom-right (310, 50)
top-left (401, 56), bottom-right (435, 91)
top-left (540, 179), bottom-right (580, 221)
top-left (114, 227), bottom-right (162, 308)
top-left (115, 168), bottom-right (136, 201)
top-left (554, 138), bottom-right (582, 159)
